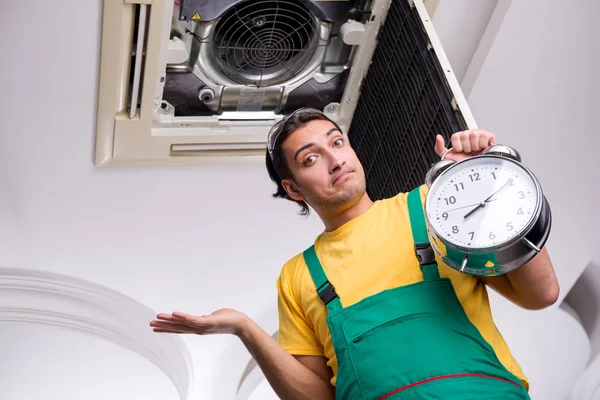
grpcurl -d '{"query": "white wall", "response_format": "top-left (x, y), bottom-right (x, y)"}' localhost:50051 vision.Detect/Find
top-left (463, 1), bottom-right (600, 397)
top-left (1, 0), bottom-right (598, 399)
top-left (466, 0), bottom-right (600, 298)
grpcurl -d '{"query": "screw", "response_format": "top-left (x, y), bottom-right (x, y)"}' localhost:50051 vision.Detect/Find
top-left (199, 88), bottom-right (215, 103)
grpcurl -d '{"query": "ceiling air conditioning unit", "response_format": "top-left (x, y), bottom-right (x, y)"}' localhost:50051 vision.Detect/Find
top-left (94, 0), bottom-right (456, 167)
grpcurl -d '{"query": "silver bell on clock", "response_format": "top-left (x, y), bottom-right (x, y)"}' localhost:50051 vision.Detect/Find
top-left (423, 144), bottom-right (552, 276)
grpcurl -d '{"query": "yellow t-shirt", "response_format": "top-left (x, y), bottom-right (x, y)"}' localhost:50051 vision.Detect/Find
top-left (276, 185), bottom-right (528, 390)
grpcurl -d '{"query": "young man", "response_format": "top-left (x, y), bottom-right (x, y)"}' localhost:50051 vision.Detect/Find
top-left (150, 108), bottom-right (559, 399)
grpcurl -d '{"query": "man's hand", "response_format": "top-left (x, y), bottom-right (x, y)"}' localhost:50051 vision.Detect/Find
top-left (434, 129), bottom-right (497, 162)
top-left (150, 308), bottom-right (249, 336)
top-left (149, 309), bottom-right (335, 400)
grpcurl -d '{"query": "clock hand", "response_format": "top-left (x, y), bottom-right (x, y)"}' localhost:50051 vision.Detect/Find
top-left (482, 178), bottom-right (513, 203)
top-left (463, 178), bottom-right (513, 220)
top-left (463, 202), bottom-right (486, 220)
top-left (444, 199), bottom-right (498, 213)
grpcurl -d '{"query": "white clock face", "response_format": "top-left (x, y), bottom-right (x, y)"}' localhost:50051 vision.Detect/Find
top-left (426, 156), bottom-right (539, 250)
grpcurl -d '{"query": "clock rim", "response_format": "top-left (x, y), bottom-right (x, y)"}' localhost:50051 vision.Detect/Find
top-left (423, 154), bottom-right (544, 254)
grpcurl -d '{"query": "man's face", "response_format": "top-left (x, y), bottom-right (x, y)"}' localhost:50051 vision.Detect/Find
top-left (281, 119), bottom-right (367, 213)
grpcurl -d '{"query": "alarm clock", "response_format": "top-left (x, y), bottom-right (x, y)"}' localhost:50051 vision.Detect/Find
top-left (423, 144), bottom-right (552, 276)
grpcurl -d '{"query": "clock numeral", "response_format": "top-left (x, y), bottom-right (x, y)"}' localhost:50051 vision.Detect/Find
top-left (454, 182), bottom-right (465, 192)
top-left (518, 191), bottom-right (525, 199)
top-left (444, 196), bottom-right (457, 206)
top-left (469, 173), bottom-right (481, 182)
top-left (489, 232), bottom-right (496, 240)
top-left (491, 172), bottom-right (497, 180)
top-left (452, 226), bottom-right (459, 234)
top-left (506, 222), bottom-right (514, 231)
top-left (509, 179), bottom-right (515, 186)
top-left (517, 207), bottom-right (524, 215)
top-left (468, 231), bottom-right (475, 240)
top-left (442, 212), bottom-right (449, 220)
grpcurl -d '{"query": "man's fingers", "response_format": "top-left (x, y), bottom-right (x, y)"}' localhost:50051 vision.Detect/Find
top-left (450, 133), bottom-right (463, 153)
top-left (150, 320), bottom-right (188, 329)
top-left (434, 134), bottom-right (447, 156)
top-left (156, 313), bottom-right (186, 322)
top-left (437, 128), bottom-right (499, 163)
top-left (155, 312), bottom-right (215, 329)
top-left (157, 312), bottom-right (205, 325)
top-left (150, 320), bottom-right (198, 332)
top-left (171, 312), bottom-right (211, 327)
top-left (469, 130), bottom-right (481, 152)
top-left (481, 130), bottom-right (496, 147)
top-left (478, 133), bottom-right (488, 150)
top-left (152, 327), bottom-right (194, 334)
top-left (460, 132), bottom-right (472, 153)
top-left (450, 129), bottom-right (498, 154)
top-left (172, 311), bottom-right (198, 321)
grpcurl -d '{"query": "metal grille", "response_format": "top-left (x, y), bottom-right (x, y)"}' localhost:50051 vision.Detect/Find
top-left (213, 0), bottom-right (319, 87)
top-left (348, 0), bottom-right (468, 200)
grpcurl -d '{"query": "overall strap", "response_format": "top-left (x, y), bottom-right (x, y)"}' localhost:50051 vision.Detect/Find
top-left (303, 245), bottom-right (343, 313)
top-left (407, 187), bottom-right (441, 281)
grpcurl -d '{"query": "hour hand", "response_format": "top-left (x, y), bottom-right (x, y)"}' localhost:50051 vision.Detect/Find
top-left (463, 202), bottom-right (486, 219)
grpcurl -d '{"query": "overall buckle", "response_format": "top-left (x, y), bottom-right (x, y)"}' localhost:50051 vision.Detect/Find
top-left (317, 281), bottom-right (338, 305)
top-left (415, 243), bottom-right (436, 266)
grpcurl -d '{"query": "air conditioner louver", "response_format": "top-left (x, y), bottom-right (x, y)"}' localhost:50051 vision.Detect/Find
top-left (348, 0), bottom-right (475, 199)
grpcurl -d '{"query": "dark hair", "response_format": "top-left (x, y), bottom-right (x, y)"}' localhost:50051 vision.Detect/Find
top-left (265, 109), bottom-right (343, 215)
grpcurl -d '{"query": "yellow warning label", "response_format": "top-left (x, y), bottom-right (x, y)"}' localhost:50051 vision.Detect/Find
top-left (191, 12), bottom-right (201, 20)
top-left (485, 260), bottom-right (495, 268)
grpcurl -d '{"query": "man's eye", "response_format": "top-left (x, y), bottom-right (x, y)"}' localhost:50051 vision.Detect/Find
top-left (334, 138), bottom-right (344, 146)
top-left (304, 155), bottom-right (317, 165)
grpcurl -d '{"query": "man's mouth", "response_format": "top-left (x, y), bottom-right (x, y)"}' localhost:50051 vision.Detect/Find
top-left (333, 171), bottom-right (353, 184)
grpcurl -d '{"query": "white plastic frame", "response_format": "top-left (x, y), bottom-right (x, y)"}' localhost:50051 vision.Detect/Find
top-left (95, 0), bottom-right (392, 167)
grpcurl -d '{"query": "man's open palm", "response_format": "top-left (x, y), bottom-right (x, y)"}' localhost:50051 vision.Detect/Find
top-left (150, 308), bottom-right (248, 336)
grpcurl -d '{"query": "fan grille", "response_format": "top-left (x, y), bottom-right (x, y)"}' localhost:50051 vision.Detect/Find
top-left (348, 0), bottom-right (468, 200)
top-left (213, 0), bottom-right (319, 87)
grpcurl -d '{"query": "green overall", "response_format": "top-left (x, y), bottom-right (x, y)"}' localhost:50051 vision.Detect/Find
top-left (302, 188), bottom-right (531, 399)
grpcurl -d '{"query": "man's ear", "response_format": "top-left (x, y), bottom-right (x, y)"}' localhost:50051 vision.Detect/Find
top-left (282, 179), bottom-right (304, 202)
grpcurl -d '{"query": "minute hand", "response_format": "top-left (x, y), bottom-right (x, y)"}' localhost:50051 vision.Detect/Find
top-left (463, 178), bottom-right (513, 220)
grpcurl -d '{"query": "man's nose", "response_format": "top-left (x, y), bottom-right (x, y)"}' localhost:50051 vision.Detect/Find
top-left (328, 152), bottom-right (345, 173)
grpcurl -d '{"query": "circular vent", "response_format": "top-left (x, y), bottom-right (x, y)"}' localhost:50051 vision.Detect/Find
top-left (213, 0), bottom-right (319, 87)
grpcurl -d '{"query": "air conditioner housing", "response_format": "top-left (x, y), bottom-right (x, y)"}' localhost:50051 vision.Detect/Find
top-left (94, 0), bottom-right (471, 168)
